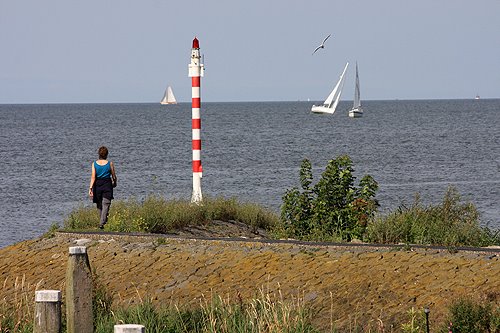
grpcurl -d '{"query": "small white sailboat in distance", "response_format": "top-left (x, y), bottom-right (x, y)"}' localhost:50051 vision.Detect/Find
top-left (311, 62), bottom-right (349, 114)
top-left (160, 86), bottom-right (177, 105)
top-left (348, 62), bottom-right (363, 118)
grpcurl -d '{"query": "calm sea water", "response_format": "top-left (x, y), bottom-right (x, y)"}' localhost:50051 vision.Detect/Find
top-left (0, 100), bottom-right (499, 248)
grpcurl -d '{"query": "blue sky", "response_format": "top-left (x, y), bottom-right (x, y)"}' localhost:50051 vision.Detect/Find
top-left (1, 0), bottom-right (499, 103)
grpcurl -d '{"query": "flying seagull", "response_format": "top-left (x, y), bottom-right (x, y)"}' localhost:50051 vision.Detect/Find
top-left (312, 34), bottom-right (332, 55)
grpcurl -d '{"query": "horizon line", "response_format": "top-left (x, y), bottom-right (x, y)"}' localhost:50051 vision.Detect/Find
top-left (1, 97), bottom-right (499, 105)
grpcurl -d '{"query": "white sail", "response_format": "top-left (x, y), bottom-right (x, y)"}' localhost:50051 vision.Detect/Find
top-left (311, 62), bottom-right (349, 114)
top-left (167, 86), bottom-right (177, 103)
top-left (330, 75), bottom-right (346, 111)
top-left (348, 62), bottom-right (363, 118)
top-left (353, 63), bottom-right (361, 108)
top-left (161, 86), bottom-right (177, 105)
top-left (160, 91), bottom-right (168, 104)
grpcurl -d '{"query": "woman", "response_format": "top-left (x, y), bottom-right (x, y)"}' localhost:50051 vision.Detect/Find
top-left (89, 146), bottom-right (117, 229)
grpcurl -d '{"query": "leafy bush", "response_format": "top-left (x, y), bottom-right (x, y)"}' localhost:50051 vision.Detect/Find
top-left (441, 296), bottom-right (500, 333)
top-left (366, 187), bottom-right (500, 247)
top-left (280, 156), bottom-right (378, 241)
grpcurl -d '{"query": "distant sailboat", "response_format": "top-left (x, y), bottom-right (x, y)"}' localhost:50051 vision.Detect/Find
top-left (160, 86), bottom-right (177, 105)
top-left (311, 62), bottom-right (349, 114)
top-left (348, 62), bottom-right (363, 118)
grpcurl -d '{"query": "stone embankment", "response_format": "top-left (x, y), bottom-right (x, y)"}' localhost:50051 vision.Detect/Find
top-left (1, 232), bottom-right (499, 331)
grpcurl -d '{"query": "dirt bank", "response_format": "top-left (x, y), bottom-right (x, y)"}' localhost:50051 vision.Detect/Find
top-left (1, 232), bottom-right (498, 331)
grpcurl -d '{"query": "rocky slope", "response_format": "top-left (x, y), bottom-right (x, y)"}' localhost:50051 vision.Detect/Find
top-left (1, 230), bottom-right (499, 331)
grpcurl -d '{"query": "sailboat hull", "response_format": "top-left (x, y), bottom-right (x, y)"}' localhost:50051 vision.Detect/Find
top-left (348, 107), bottom-right (363, 118)
top-left (311, 105), bottom-right (335, 114)
top-left (310, 62), bottom-right (349, 115)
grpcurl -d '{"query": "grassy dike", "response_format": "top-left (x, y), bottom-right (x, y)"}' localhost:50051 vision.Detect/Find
top-left (1, 233), bottom-right (499, 331)
top-left (1, 195), bottom-right (499, 332)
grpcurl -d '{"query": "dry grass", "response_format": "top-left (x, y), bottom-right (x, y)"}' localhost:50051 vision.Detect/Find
top-left (198, 287), bottom-right (315, 333)
top-left (0, 275), bottom-right (42, 333)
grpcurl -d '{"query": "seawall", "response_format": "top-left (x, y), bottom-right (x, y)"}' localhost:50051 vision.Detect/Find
top-left (1, 232), bottom-right (498, 331)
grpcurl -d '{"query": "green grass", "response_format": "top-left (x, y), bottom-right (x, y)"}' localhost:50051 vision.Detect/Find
top-left (1, 274), bottom-right (316, 333)
top-left (61, 188), bottom-right (499, 248)
top-left (92, 288), bottom-right (318, 333)
top-left (63, 195), bottom-right (280, 235)
top-left (365, 187), bottom-right (500, 247)
top-left (2, 273), bottom-right (499, 333)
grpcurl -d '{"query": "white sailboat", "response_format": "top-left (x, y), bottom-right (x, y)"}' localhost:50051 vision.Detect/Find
top-left (348, 62), bottom-right (363, 118)
top-left (311, 62), bottom-right (349, 114)
top-left (160, 86), bottom-right (177, 105)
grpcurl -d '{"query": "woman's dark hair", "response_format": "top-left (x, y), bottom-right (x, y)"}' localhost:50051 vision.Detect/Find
top-left (98, 146), bottom-right (108, 159)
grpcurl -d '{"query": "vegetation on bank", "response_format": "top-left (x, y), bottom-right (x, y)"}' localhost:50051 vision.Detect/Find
top-left (60, 155), bottom-right (499, 247)
top-left (365, 188), bottom-right (500, 247)
top-left (0, 276), bottom-right (34, 333)
top-left (2, 275), bottom-right (499, 333)
top-left (278, 156), bottom-right (499, 247)
top-left (279, 156), bottom-right (378, 242)
top-left (93, 291), bottom-right (500, 333)
top-left (63, 196), bottom-right (279, 235)
top-left (0, 276), bottom-right (317, 333)
top-left (93, 289), bottom-right (318, 333)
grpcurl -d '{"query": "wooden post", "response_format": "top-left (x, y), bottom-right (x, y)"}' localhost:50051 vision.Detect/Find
top-left (66, 246), bottom-right (93, 333)
top-left (114, 324), bottom-right (146, 333)
top-left (34, 290), bottom-right (61, 333)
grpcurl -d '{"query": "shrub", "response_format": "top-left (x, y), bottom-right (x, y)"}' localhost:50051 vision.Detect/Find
top-left (441, 296), bottom-right (500, 333)
top-left (280, 156), bottom-right (378, 241)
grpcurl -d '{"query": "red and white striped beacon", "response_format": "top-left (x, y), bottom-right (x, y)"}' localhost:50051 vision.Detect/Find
top-left (188, 37), bottom-right (204, 203)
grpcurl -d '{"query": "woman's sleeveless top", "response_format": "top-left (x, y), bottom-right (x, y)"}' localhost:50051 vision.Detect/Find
top-left (94, 161), bottom-right (111, 179)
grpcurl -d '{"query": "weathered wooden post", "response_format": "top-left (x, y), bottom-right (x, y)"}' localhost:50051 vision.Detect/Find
top-left (34, 290), bottom-right (62, 333)
top-left (114, 324), bottom-right (146, 333)
top-left (66, 246), bottom-right (93, 333)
